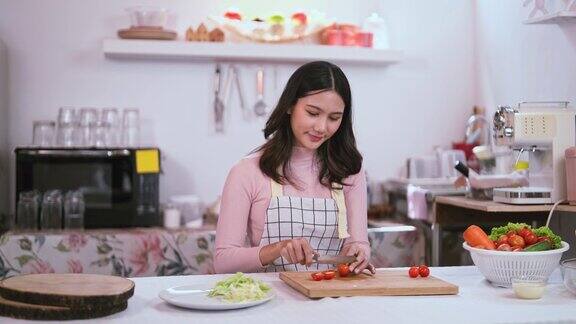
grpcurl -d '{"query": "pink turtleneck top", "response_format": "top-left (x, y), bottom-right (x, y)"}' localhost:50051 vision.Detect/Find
top-left (214, 147), bottom-right (369, 274)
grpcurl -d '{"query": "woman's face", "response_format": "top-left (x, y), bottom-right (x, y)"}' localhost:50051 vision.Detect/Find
top-left (290, 90), bottom-right (345, 150)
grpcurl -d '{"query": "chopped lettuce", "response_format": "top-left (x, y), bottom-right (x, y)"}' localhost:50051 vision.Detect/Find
top-left (489, 222), bottom-right (530, 240)
top-left (488, 222), bottom-right (562, 249)
top-left (533, 226), bottom-right (562, 249)
top-left (208, 272), bottom-right (271, 303)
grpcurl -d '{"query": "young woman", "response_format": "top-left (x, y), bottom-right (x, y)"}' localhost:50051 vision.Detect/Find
top-left (214, 61), bottom-right (374, 274)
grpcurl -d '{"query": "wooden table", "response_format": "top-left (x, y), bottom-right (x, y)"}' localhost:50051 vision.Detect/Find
top-left (432, 196), bottom-right (576, 266)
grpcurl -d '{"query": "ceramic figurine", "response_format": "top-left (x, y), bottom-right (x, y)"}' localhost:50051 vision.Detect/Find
top-left (209, 28), bottom-right (225, 42)
top-left (185, 27), bottom-right (195, 41)
top-left (196, 23), bottom-right (210, 41)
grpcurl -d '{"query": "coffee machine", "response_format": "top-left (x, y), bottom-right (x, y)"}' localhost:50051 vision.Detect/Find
top-left (492, 102), bottom-right (576, 204)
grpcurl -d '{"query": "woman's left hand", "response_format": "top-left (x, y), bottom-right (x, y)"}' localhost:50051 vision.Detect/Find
top-left (340, 243), bottom-right (375, 275)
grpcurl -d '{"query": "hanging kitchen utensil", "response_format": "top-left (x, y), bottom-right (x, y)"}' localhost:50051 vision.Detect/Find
top-left (222, 64), bottom-right (235, 108)
top-left (253, 67), bottom-right (267, 117)
top-left (213, 64), bottom-right (225, 133)
top-left (232, 65), bottom-right (250, 121)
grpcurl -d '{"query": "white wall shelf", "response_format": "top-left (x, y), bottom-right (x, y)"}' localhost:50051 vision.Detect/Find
top-left (102, 39), bottom-right (403, 66)
top-left (524, 10), bottom-right (576, 24)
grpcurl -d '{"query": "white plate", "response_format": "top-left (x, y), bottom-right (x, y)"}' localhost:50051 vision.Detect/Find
top-left (159, 284), bottom-right (275, 310)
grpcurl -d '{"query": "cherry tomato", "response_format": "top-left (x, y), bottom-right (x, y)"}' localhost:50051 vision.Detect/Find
top-left (518, 227), bottom-right (533, 239)
top-left (497, 243), bottom-right (512, 251)
top-left (524, 233), bottom-right (538, 246)
top-left (408, 266), bottom-right (419, 278)
top-left (418, 265), bottom-right (430, 277)
top-left (311, 272), bottom-right (324, 281)
top-left (506, 230), bottom-right (517, 238)
top-left (508, 234), bottom-right (525, 249)
top-left (323, 270), bottom-right (336, 280)
top-left (337, 264), bottom-right (350, 277)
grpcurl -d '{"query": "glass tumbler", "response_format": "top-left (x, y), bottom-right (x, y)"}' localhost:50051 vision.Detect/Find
top-left (17, 191), bottom-right (39, 230)
top-left (64, 190), bottom-right (85, 229)
top-left (89, 121), bottom-right (109, 148)
top-left (101, 108), bottom-right (120, 147)
top-left (32, 121), bottom-right (56, 147)
top-left (78, 108), bottom-right (98, 147)
top-left (56, 107), bottom-right (77, 147)
top-left (40, 190), bottom-right (63, 229)
top-left (122, 108), bottom-right (140, 147)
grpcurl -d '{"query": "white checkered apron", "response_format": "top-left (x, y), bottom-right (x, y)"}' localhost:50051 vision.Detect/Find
top-left (259, 180), bottom-right (350, 272)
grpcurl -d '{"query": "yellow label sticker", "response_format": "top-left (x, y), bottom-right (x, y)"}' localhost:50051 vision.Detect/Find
top-left (136, 149), bottom-right (160, 174)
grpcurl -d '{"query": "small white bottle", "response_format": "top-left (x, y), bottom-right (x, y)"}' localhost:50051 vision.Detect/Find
top-left (362, 13), bottom-right (390, 49)
top-left (163, 204), bottom-right (181, 229)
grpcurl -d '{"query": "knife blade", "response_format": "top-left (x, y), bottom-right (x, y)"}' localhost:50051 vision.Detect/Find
top-left (312, 254), bottom-right (356, 265)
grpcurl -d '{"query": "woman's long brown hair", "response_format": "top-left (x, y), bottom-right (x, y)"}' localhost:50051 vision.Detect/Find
top-left (255, 61), bottom-right (362, 189)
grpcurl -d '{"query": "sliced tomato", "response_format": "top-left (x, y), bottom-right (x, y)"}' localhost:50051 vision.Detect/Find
top-left (518, 227), bottom-right (533, 239)
top-left (508, 234), bottom-right (525, 248)
top-left (408, 266), bottom-right (419, 278)
top-left (311, 272), bottom-right (324, 281)
top-left (337, 264), bottom-right (350, 277)
top-left (537, 236), bottom-right (552, 244)
top-left (497, 235), bottom-right (509, 246)
top-left (524, 233), bottom-right (538, 246)
top-left (323, 270), bottom-right (336, 280)
top-left (497, 243), bottom-right (512, 251)
top-left (418, 265), bottom-right (430, 277)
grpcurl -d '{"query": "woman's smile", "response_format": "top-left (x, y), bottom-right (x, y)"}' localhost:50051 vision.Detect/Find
top-left (307, 133), bottom-right (324, 142)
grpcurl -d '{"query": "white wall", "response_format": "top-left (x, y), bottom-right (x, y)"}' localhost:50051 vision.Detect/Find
top-left (475, 0), bottom-right (576, 115)
top-left (0, 0), bottom-right (475, 210)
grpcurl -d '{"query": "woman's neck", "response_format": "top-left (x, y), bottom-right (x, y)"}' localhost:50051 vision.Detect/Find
top-left (291, 145), bottom-right (316, 163)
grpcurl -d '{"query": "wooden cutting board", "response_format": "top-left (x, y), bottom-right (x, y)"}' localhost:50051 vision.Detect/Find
top-left (280, 269), bottom-right (459, 298)
top-left (0, 274), bottom-right (134, 309)
top-left (0, 295), bottom-right (128, 320)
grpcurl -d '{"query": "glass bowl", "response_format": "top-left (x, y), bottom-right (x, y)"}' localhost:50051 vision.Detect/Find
top-left (126, 6), bottom-right (168, 29)
top-left (561, 258), bottom-right (576, 296)
top-left (511, 276), bottom-right (547, 299)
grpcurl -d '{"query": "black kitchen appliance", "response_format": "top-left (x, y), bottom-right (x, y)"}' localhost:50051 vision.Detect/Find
top-left (15, 147), bottom-right (161, 228)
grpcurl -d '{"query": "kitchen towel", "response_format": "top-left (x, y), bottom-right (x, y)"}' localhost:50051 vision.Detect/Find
top-left (407, 184), bottom-right (429, 221)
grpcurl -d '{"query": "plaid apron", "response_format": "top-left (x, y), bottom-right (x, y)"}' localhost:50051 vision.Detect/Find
top-left (259, 180), bottom-right (350, 272)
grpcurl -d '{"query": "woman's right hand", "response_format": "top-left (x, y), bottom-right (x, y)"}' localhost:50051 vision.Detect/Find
top-left (279, 238), bottom-right (316, 266)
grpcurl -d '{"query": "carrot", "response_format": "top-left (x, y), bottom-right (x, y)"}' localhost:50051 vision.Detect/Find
top-left (463, 225), bottom-right (495, 250)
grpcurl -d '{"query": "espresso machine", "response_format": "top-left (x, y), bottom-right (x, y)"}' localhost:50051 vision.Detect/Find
top-left (492, 102), bottom-right (576, 204)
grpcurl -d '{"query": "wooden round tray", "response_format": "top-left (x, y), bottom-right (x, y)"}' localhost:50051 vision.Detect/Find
top-left (118, 27), bottom-right (177, 40)
top-left (0, 273), bottom-right (134, 308)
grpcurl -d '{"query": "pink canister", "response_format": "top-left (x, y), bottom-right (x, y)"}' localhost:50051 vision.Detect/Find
top-left (566, 147), bottom-right (576, 205)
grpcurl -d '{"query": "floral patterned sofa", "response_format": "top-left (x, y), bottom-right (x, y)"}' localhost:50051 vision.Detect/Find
top-left (0, 224), bottom-right (423, 278)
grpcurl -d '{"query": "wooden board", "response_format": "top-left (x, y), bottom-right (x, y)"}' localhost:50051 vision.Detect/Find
top-left (0, 273), bottom-right (134, 308)
top-left (435, 196), bottom-right (576, 213)
top-left (0, 295), bottom-right (127, 320)
top-left (118, 27), bottom-right (177, 40)
top-left (280, 269), bottom-right (458, 298)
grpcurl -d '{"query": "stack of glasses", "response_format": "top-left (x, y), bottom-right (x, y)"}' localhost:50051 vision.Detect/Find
top-left (16, 189), bottom-right (85, 230)
top-left (32, 107), bottom-right (140, 148)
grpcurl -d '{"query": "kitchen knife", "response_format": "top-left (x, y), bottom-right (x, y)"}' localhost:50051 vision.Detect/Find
top-left (312, 254), bottom-right (356, 265)
top-left (454, 160), bottom-right (469, 177)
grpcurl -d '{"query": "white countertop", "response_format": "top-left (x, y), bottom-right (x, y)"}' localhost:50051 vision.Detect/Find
top-left (3, 266), bottom-right (575, 324)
